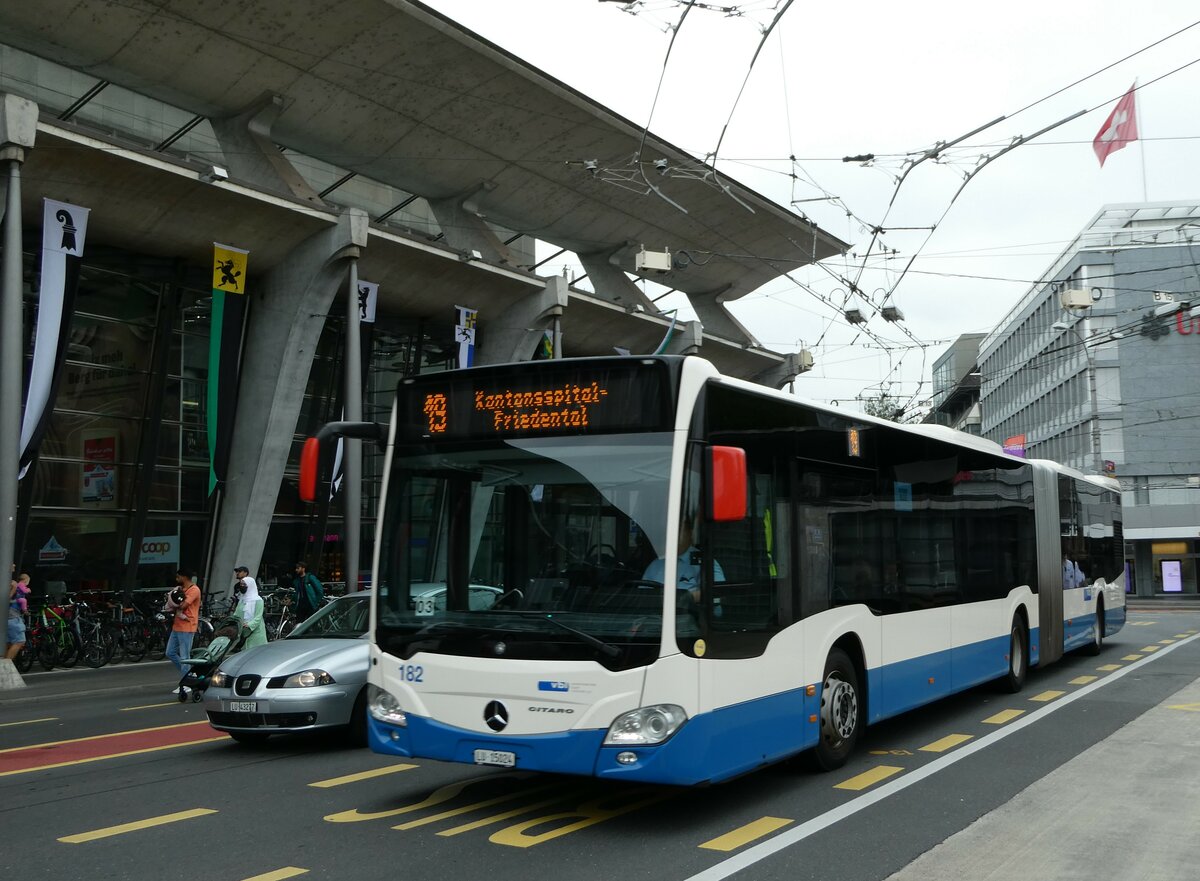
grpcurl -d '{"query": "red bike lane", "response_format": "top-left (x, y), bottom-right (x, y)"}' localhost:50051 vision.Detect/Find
top-left (0, 720), bottom-right (227, 776)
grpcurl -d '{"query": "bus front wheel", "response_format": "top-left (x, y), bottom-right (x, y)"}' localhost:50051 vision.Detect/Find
top-left (1000, 617), bottom-right (1028, 693)
top-left (812, 648), bottom-right (861, 771)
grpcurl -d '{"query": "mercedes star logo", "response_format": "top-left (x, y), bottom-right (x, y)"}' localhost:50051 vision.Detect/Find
top-left (484, 700), bottom-right (509, 732)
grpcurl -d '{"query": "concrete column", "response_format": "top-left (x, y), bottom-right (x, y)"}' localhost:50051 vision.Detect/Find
top-left (209, 92), bottom-right (323, 205)
top-left (662, 318), bottom-right (703, 356)
top-left (478, 276), bottom-right (569, 365)
top-left (0, 94), bottom-right (35, 681)
top-left (208, 210), bottom-right (369, 595)
top-left (577, 246), bottom-right (659, 315)
top-left (753, 352), bottom-right (812, 390)
top-left (687, 285), bottom-right (760, 348)
top-left (426, 183), bottom-right (516, 265)
top-left (1133, 539), bottom-right (1154, 598)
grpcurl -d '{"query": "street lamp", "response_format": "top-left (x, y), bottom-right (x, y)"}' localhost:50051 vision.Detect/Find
top-left (1051, 318), bottom-right (1102, 475)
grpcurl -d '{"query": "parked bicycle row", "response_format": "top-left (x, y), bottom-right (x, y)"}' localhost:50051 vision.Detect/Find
top-left (7, 581), bottom-right (336, 675)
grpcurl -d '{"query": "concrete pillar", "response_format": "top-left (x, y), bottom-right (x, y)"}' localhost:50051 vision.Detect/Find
top-left (426, 183), bottom-right (516, 265)
top-left (478, 276), bottom-right (569, 365)
top-left (687, 285), bottom-right (760, 348)
top-left (209, 92), bottom-right (323, 205)
top-left (753, 352), bottom-right (812, 390)
top-left (208, 210), bottom-right (369, 594)
top-left (1133, 539), bottom-right (1153, 598)
top-left (577, 247), bottom-right (659, 315)
top-left (662, 318), bottom-right (703, 356)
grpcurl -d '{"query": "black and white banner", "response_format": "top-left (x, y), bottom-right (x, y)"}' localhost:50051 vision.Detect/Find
top-left (18, 199), bottom-right (89, 478)
top-left (329, 280), bottom-right (378, 500)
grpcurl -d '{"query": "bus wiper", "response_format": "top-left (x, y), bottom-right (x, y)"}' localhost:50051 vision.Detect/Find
top-left (504, 612), bottom-right (620, 659)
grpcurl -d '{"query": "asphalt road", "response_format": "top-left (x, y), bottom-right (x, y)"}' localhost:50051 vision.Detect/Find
top-left (2, 611), bottom-right (1198, 881)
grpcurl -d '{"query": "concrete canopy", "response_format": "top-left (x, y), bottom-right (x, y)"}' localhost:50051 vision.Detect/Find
top-left (0, 0), bottom-right (847, 304)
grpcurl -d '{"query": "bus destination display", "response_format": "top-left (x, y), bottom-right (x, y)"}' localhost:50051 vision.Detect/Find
top-left (400, 363), bottom-right (670, 441)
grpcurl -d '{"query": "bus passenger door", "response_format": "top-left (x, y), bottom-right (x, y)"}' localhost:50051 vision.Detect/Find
top-left (1035, 466), bottom-right (1063, 665)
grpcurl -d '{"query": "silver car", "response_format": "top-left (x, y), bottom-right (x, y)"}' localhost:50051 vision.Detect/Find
top-left (204, 591), bottom-right (371, 745)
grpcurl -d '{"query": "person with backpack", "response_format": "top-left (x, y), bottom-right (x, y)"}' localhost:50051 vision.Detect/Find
top-left (291, 561), bottom-right (324, 623)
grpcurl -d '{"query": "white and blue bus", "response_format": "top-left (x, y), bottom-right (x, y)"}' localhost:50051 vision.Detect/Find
top-left (303, 355), bottom-right (1125, 785)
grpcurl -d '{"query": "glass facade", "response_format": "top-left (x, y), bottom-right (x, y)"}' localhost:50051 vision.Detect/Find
top-left (16, 245), bottom-right (451, 600)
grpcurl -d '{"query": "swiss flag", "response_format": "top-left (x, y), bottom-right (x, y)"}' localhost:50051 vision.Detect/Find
top-left (1093, 83), bottom-right (1138, 167)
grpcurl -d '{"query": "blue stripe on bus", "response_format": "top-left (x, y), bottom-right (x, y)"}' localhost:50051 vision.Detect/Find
top-left (366, 619), bottom-right (1108, 785)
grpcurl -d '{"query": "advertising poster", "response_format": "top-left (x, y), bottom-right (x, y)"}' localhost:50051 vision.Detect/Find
top-left (1162, 560), bottom-right (1183, 593)
top-left (82, 434), bottom-right (117, 503)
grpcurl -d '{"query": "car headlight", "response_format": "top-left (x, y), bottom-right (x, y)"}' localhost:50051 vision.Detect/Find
top-left (603, 704), bottom-right (687, 746)
top-left (210, 670), bottom-right (232, 689)
top-left (281, 669), bottom-right (335, 688)
top-left (368, 684), bottom-right (407, 727)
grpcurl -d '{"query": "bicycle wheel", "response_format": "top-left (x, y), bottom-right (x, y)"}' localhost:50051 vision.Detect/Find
top-left (102, 622), bottom-right (125, 665)
top-left (82, 633), bottom-right (108, 668)
top-left (57, 633), bottom-right (80, 668)
top-left (37, 638), bottom-right (59, 671)
top-left (146, 625), bottom-right (168, 661)
top-left (15, 644), bottom-right (35, 673)
top-left (123, 623), bottom-right (148, 662)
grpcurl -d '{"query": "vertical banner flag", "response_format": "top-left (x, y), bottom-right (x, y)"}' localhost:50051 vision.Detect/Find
top-left (329, 280), bottom-right (379, 501)
top-left (533, 330), bottom-right (554, 360)
top-left (1093, 83), bottom-right (1138, 167)
top-left (455, 305), bottom-right (477, 369)
top-left (207, 243), bottom-right (249, 495)
top-left (18, 199), bottom-right (90, 478)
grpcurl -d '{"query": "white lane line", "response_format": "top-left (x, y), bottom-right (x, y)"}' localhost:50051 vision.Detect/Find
top-left (682, 631), bottom-right (1200, 881)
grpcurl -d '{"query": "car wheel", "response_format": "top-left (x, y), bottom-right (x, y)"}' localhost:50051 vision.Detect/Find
top-left (228, 731), bottom-right (271, 745)
top-left (345, 687), bottom-right (368, 747)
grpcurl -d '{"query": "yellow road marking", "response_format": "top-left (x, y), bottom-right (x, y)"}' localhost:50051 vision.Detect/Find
top-left (395, 783), bottom-right (567, 830)
top-left (699, 817), bottom-right (794, 852)
top-left (1030, 690), bottom-right (1065, 703)
top-left (240, 870), bottom-right (309, 881)
top-left (0, 717), bottom-right (57, 728)
top-left (1097, 664), bottom-right (1122, 672)
top-left (487, 788), bottom-right (674, 848)
top-left (835, 766), bottom-right (903, 791)
top-left (309, 764), bottom-right (418, 788)
top-left (1122, 654), bottom-right (1142, 661)
top-left (1159, 639), bottom-right (1176, 645)
top-left (0, 721), bottom-right (207, 755)
top-left (438, 792), bottom-right (579, 836)
top-left (1141, 646), bottom-right (1160, 653)
top-left (120, 702), bottom-right (182, 711)
top-left (983, 709), bottom-right (1025, 725)
top-left (1069, 676), bottom-right (1098, 685)
top-left (919, 734), bottom-right (973, 753)
top-left (1129, 621), bottom-right (1154, 626)
top-left (1167, 703), bottom-right (1200, 713)
top-left (59, 808), bottom-right (217, 843)
top-left (1175, 634), bottom-right (1189, 639)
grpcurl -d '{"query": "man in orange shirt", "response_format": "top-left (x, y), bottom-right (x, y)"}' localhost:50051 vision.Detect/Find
top-left (166, 567), bottom-right (202, 695)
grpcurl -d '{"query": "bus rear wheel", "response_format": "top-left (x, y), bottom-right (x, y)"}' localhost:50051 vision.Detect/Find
top-left (812, 648), bottom-right (861, 771)
top-left (1000, 617), bottom-right (1028, 693)
top-left (1085, 601), bottom-right (1104, 656)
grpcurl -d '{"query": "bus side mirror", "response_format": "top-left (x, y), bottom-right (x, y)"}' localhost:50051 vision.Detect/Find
top-left (707, 445), bottom-right (747, 522)
top-left (299, 437), bottom-right (321, 503)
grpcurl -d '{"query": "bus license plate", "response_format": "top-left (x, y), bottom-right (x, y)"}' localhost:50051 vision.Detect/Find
top-left (229, 701), bottom-right (258, 713)
top-left (473, 749), bottom-right (516, 768)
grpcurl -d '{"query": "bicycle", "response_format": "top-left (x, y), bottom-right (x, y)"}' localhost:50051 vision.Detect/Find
top-left (35, 601), bottom-right (80, 670)
top-left (73, 601), bottom-right (115, 668)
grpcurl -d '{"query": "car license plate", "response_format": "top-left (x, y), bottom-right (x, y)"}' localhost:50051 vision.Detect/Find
top-left (229, 701), bottom-right (258, 713)
top-left (473, 749), bottom-right (516, 768)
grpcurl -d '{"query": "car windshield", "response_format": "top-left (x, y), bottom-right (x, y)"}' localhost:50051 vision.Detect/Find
top-left (376, 433), bottom-right (674, 671)
top-left (288, 596), bottom-right (370, 639)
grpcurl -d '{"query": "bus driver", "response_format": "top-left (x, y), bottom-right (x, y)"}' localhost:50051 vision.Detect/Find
top-left (642, 517), bottom-right (725, 601)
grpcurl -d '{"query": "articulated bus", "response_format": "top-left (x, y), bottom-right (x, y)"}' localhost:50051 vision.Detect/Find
top-left (303, 355), bottom-right (1125, 785)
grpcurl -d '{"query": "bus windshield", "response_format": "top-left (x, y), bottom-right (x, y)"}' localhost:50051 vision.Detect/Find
top-left (377, 432), bottom-right (674, 671)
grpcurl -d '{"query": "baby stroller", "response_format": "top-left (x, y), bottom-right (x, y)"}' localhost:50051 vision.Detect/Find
top-left (176, 616), bottom-right (247, 703)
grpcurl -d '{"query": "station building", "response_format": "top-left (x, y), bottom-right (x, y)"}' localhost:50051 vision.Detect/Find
top-left (0, 1), bottom-right (845, 598)
top-left (976, 202), bottom-right (1200, 598)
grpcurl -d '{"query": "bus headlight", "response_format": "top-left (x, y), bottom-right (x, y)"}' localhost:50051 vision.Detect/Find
top-left (604, 704), bottom-right (687, 745)
top-left (368, 684), bottom-right (408, 727)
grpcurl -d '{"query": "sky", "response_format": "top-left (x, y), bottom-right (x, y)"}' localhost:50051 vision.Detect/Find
top-left (424, 0), bottom-right (1200, 414)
